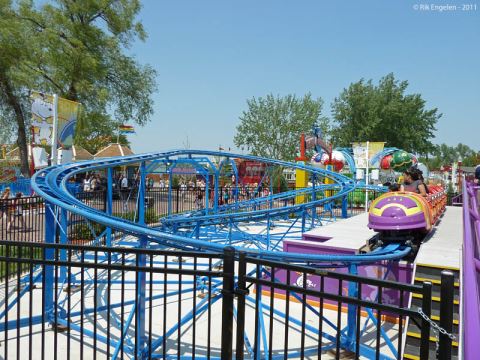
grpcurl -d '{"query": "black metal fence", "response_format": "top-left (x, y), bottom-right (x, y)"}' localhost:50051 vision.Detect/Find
top-left (232, 254), bottom-right (448, 359)
top-left (0, 241), bottom-right (455, 359)
top-left (0, 196), bottom-right (45, 242)
top-left (0, 240), bottom-right (226, 359)
top-left (1, 187), bottom-right (383, 243)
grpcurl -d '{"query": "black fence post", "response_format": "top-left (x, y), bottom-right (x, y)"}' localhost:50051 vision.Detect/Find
top-left (235, 252), bottom-right (247, 360)
top-left (175, 187), bottom-right (179, 214)
top-left (420, 281), bottom-right (432, 360)
top-left (103, 189), bottom-right (107, 213)
top-left (438, 271), bottom-right (455, 360)
top-left (221, 246), bottom-right (236, 360)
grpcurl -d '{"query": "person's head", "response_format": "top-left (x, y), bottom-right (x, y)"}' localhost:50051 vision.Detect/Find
top-left (15, 192), bottom-right (22, 198)
top-left (409, 167), bottom-right (422, 181)
top-left (389, 183), bottom-right (400, 192)
top-left (403, 170), bottom-right (413, 183)
top-left (2, 187), bottom-right (10, 195)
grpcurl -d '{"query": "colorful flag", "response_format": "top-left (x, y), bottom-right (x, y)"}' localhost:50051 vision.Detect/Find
top-left (119, 124), bottom-right (135, 134)
top-left (352, 142), bottom-right (385, 169)
top-left (30, 91), bottom-right (80, 148)
top-left (30, 92), bottom-right (54, 146)
top-left (57, 97), bottom-right (81, 148)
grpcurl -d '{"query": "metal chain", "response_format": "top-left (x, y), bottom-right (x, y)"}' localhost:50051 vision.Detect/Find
top-left (417, 308), bottom-right (456, 340)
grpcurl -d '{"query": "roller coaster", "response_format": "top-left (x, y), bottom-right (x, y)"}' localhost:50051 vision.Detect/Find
top-left (1, 149), bottom-right (446, 359)
top-left (31, 150), bottom-right (415, 263)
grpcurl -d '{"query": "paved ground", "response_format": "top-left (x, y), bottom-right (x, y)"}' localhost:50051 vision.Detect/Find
top-left (415, 206), bottom-right (463, 269)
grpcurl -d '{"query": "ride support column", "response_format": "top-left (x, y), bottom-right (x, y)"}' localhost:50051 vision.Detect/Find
top-left (136, 161), bottom-right (147, 356)
top-left (59, 208), bottom-right (68, 284)
top-left (44, 201), bottom-right (56, 324)
top-left (346, 263), bottom-right (358, 349)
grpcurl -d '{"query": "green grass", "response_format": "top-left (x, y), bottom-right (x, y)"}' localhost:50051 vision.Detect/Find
top-left (0, 244), bottom-right (43, 281)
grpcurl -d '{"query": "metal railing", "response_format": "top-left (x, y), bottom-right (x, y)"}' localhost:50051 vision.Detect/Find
top-left (0, 241), bottom-right (456, 359)
top-left (232, 253), bottom-right (438, 359)
top-left (447, 192), bottom-right (463, 206)
top-left (0, 196), bottom-right (45, 242)
top-left (1, 188), bottom-right (384, 244)
top-left (462, 181), bottom-right (480, 360)
top-left (0, 240), bottom-right (227, 359)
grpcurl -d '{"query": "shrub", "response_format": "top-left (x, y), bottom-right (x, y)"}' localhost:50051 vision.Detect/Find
top-left (71, 222), bottom-right (106, 241)
top-left (113, 208), bottom-right (158, 224)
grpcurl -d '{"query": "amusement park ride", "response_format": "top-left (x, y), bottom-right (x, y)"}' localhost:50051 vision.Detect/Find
top-left (0, 132), bottom-right (448, 358)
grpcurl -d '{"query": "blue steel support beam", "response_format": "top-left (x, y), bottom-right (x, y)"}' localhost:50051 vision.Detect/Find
top-left (205, 176), bottom-right (209, 214)
top-left (136, 161), bottom-right (147, 357)
top-left (346, 263), bottom-right (358, 349)
top-left (44, 202), bottom-right (55, 324)
top-left (59, 208), bottom-right (68, 283)
top-left (342, 195), bottom-right (348, 218)
top-left (213, 167), bottom-right (219, 211)
top-left (312, 174), bottom-right (317, 227)
top-left (168, 167), bottom-right (173, 216)
top-left (106, 167), bottom-right (113, 246)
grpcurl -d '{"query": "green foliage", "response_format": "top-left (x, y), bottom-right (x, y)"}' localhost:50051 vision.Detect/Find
top-left (71, 222), bottom-right (106, 241)
top-left (331, 74), bottom-right (441, 155)
top-left (113, 208), bottom-right (158, 224)
top-left (144, 208), bottom-right (159, 224)
top-left (171, 175), bottom-right (180, 188)
top-left (0, 0), bottom-right (157, 169)
top-left (350, 190), bottom-right (375, 206)
top-left (0, 0), bottom-right (34, 175)
top-left (271, 167), bottom-right (289, 194)
top-left (421, 143), bottom-right (479, 169)
top-left (234, 93), bottom-right (329, 161)
top-left (447, 182), bottom-right (454, 195)
top-left (0, 244), bottom-right (43, 280)
top-left (74, 113), bottom-right (129, 154)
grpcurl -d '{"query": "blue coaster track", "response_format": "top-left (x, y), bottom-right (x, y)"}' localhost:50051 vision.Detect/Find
top-left (8, 149), bottom-right (410, 359)
top-left (31, 149), bottom-right (408, 263)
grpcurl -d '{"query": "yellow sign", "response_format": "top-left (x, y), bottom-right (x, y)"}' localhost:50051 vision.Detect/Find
top-left (352, 142), bottom-right (385, 168)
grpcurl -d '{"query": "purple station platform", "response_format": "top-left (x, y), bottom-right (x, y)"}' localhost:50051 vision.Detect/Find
top-left (276, 213), bottom-right (413, 308)
top-left (275, 207), bottom-right (462, 310)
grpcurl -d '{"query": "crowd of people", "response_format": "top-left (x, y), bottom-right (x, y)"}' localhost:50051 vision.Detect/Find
top-left (82, 173), bottom-right (108, 192)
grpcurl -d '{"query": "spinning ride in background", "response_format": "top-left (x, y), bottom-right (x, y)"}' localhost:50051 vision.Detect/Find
top-left (379, 150), bottom-right (418, 172)
top-left (380, 154), bottom-right (394, 170)
top-left (310, 151), bottom-right (345, 171)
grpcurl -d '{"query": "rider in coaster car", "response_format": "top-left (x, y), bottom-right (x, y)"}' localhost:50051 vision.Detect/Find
top-left (401, 167), bottom-right (428, 197)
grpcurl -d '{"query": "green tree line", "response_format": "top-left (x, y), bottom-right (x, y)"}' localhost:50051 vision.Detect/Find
top-left (235, 73), bottom-right (477, 165)
top-left (420, 143), bottom-right (479, 168)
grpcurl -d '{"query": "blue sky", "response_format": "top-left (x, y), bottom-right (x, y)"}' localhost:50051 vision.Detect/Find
top-left (128, 0), bottom-right (480, 154)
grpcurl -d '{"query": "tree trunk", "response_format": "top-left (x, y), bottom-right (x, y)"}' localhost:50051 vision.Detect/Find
top-left (0, 71), bottom-right (30, 177)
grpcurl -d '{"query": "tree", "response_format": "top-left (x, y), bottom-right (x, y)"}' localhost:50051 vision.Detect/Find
top-left (0, 0), bottom-right (34, 175)
top-left (234, 94), bottom-right (329, 161)
top-left (73, 114), bottom-right (129, 155)
top-left (270, 166), bottom-right (289, 194)
top-left (331, 74), bottom-right (441, 155)
top-left (421, 143), bottom-right (478, 169)
top-left (0, 0), bottom-right (156, 176)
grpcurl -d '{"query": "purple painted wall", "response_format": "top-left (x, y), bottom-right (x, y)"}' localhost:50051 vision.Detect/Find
top-left (271, 239), bottom-right (413, 309)
top-left (462, 182), bottom-right (480, 360)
